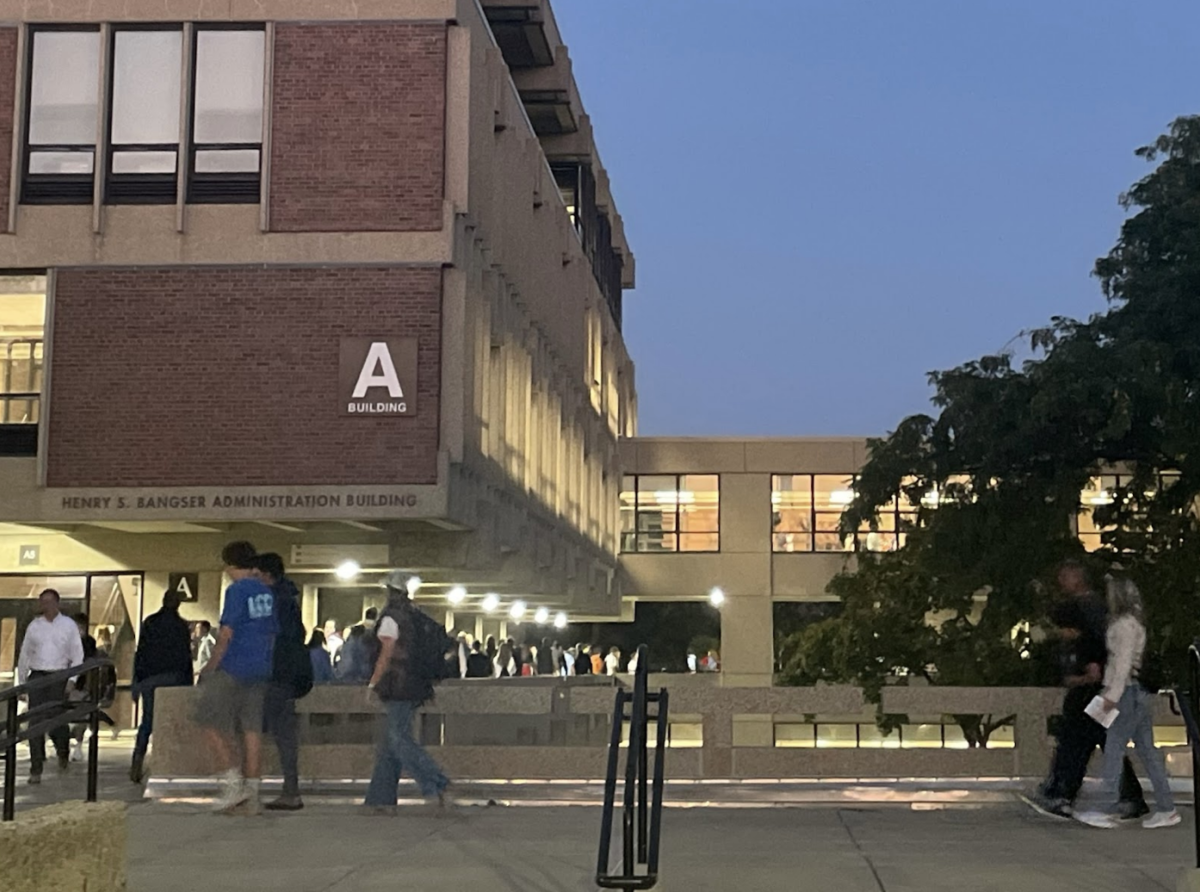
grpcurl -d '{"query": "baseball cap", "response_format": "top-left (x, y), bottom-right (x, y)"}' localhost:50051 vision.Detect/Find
top-left (380, 570), bottom-right (422, 597)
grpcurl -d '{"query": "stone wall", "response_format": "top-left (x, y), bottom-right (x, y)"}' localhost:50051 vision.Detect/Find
top-left (0, 802), bottom-right (126, 892)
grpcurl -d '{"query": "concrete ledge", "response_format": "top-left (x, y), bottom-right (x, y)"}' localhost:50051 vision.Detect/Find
top-left (0, 802), bottom-right (126, 892)
top-left (1179, 868), bottom-right (1200, 892)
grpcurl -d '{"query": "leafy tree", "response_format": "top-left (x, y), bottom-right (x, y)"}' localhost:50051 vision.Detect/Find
top-left (778, 116), bottom-right (1200, 732)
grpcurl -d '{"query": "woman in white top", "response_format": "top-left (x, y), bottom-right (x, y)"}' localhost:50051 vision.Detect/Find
top-left (1075, 577), bottom-right (1179, 829)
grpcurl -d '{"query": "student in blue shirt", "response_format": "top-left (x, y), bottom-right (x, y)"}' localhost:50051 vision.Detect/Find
top-left (194, 540), bottom-right (277, 816)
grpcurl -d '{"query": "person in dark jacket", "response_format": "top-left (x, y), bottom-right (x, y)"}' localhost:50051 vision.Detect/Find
top-left (465, 640), bottom-right (491, 679)
top-left (131, 590), bottom-right (193, 782)
top-left (253, 552), bottom-right (311, 811)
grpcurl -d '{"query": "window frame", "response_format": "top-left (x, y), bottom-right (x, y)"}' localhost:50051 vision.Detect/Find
top-left (186, 22), bottom-right (266, 204)
top-left (620, 473), bottom-right (721, 554)
top-left (772, 473), bottom-right (916, 554)
top-left (21, 25), bottom-right (103, 205)
top-left (0, 269), bottom-right (49, 456)
top-left (104, 23), bottom-right (185, 205)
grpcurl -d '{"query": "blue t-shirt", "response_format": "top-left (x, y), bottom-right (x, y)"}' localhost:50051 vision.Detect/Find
top-left (219, 577), bottom-right (277, 682)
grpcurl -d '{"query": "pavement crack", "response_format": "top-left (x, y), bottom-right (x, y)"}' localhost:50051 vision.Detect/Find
top-left (836, 809), bottom-right (888, 892)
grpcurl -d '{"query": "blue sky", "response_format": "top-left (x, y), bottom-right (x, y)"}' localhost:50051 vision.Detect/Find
top-left (552, 0), bottom-right (1200, 436)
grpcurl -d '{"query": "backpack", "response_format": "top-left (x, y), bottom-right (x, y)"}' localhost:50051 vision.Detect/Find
top-left (361, 627), bottom-right (382, 678)
top-left (412, 610), bottom-right (458, 682)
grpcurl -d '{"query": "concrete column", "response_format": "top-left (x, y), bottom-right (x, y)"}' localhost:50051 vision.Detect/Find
top-left (719, 594), bottom-right (774, 688)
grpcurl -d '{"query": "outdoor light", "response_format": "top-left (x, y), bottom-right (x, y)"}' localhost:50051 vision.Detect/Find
top-left (446, 586), bottom-right (467, 605)
top-left (335, 560), bottom-right (361, 581)
top-left (534, 606), bottom-right (550, 625)
top-left (406, 575), bottom-right (422, 598)
top-left (829, 489), bottom-right (856, 506)
top-left (509, 600), bottom-right (527, 621)
top-left (481, 593), bottom-right (500, 613)
top-left (554, 612), bottom-right (568, 630)
top-left (709, 587), bottom-right (726, 608)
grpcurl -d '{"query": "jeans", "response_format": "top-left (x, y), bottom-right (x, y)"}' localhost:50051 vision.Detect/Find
top-left (264, 684), bottom-right (300, 798)
top-left (1048, 685), bottom-right (1145, 806)
top-left (133, 673), bottom-right (186, 764)
top-left (27, 671), bottom-right (69, 775)
top-left (365, 700), bottom-right (447, 805)
top-left (1099, 684), bottom-right (1174, 814)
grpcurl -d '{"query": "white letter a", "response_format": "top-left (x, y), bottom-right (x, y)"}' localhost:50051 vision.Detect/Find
top-left (353, 343), bottom-right (404, 398)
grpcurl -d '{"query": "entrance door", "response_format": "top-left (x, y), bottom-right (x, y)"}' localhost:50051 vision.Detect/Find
top-left (0, 575), bottom-right (89, 688)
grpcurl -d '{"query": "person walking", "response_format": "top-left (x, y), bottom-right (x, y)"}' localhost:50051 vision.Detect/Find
top-left (68, 614), bottom-right (116, 762)
top-left (576, 644), bottom-right (592, 676)
top-left (254, 553), bottom-right (313, 811)
top-left (364, 570), bottom-right (451, 814)
top-left (193, 621), bottom-right (217, 678)
top-left (17, 589), bottom-right (85, 784)
top-left (129, 591), bottom-right (193, 782)
top-left (1034, 561), bottom-right (1147, 818)
top-left (1075, 577), bottom-right (1180, 829)
top-left (590, 646), bottom-right (604, 676)
top-left (195, 541), bottom-right (277, 816)
top-left (536, 638), bottom-right (555, 677)
top-left (494, 640), bottom-right (515, 678)
top-left (308, 630), bottom-right (335, 684)
top-left (604, 647), bottom-right (621, 677)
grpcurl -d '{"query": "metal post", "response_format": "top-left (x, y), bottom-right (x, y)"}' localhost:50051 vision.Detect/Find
top-left (86, 667), bottom-right (100, 803)
top-left (1189, 645), bottom-right (1200, 869)
top-left (636, 647), bottom-right (650, 864)
top-left (3, 698), bottom-right (17, 821)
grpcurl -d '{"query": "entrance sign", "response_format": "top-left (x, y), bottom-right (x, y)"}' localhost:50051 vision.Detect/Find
top-left (339, 337), bottom-right (418, 416)
top-left (168, 572), bottom-right (199, 603)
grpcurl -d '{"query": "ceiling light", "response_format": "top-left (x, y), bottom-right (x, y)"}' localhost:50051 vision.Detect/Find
top-left (481, 593), bottom-right (500, 613)
top-left (406, 575), bottom-right (422, 598)
top-left (509, 600), bottom-right (527, 621)
top-left (829, 489), bottom-right (855, 506)
top-left (446, 586), bottom-right (467, 605)
top-left (534, 607), bottom-right (550, 625)
top-left (709, 587), bottom-right (726, 608)
top-left (335, 560), bottom-right (361, 581)
top-left (554, 612), bottom-right (568, 630)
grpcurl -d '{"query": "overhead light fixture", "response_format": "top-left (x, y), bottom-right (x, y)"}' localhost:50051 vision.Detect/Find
top-left (406, 575), bottom-right (422, 598)
top-left (554, 612), bottom-right (568, 630)
top-left (446, 586), bottom-right (467, 605)
top-left (709, 587), bottom-right (726, 608)
top-left (481, 593), bottom-right (500, 613)
top-left (509, 600), bottom-right (527, 621)
top-left (829, 489), bottom-right (855, 506)
top-left (335, 560), bottom-right (361, 581)
top-left (534, 606), bottom-right (550, 625)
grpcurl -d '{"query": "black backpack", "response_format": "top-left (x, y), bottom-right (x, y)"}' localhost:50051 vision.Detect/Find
top-left (412, 610), bottom-right (458, 682)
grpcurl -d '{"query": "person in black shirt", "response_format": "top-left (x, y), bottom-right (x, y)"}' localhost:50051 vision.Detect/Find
top-left (465, 641), bottom-right (492, 679)
top-left (131, 591), bottom-right (193, 783)
top-left (1037, 562), bottom-right (1147, 818)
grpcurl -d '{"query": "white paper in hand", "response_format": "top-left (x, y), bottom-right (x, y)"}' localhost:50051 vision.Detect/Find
top-left (1085, 695), bottom-right (1118, 729)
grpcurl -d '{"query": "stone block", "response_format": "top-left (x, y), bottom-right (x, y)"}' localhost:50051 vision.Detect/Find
top-left (1178, 869), bottom-right (1200, 892)
top-left (0, 801), bottom-right (126, 892)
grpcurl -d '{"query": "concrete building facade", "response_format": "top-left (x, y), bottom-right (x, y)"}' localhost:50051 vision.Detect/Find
top-left (0, 0), bottom-right (637, 691)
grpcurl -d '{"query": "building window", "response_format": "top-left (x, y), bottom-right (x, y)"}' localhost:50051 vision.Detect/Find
top-left (188, 27), bottom-right (265, 203)
top-left (772, 474), bottom-right (924, 553)
top-left (0, 274), bottom-right (46, 456)
top-left (22, 28), bottom-right (101, 204)
top-left (1077, 473), bottom-right (1180, 551)
top-left (107, 27), bottom-right (184, 204)
top-left (620, 474), bottom-right (719, 553)
top-left (773, 721), bottom-right (1015, 749)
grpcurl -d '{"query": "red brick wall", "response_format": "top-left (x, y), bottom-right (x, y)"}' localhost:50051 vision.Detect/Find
top-left (0, 28), bottom-right (18, 226)
top-left (269, 23), bottom-right (446, 232)
top-left (47, 267), bottom-right (442, 487)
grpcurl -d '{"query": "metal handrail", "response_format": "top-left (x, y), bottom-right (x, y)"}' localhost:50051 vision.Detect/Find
top-left (1178, 643), bottom-right (1200, 869)
top-left (1, 657), bottom-right (114, 821)
top-left (597, 645), bottom-right (669, 890)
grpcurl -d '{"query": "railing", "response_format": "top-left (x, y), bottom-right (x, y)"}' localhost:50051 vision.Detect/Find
top-left (1, 658), bottom-right (113, 821)
top-left (596, 645), bottom-right (669, 890)
top-left (1174, 643), bottom-right (1200, 869)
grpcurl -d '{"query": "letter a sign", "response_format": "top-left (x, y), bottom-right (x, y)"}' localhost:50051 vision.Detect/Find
top-left (168, 572), bottom-right (199, 603)
top-left (339, 337), bottom-right (419, 416)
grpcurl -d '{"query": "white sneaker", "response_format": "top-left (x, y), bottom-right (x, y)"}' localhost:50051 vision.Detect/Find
top-left (69, 741), bottom-right (83, 763)
top-left (213, 769), bottom-right (246, 814)
top-left (1143, 810), bottom-right (1182, 829)
top-left (1074, 811), bottom-right (1118, 829)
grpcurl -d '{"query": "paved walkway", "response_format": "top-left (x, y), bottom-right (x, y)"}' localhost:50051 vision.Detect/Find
top-left (126, 801), bottom-right (1191, 891)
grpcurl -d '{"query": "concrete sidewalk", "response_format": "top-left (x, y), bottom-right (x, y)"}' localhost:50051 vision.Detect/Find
top-left (126, 801), bottom-right (1192, 892)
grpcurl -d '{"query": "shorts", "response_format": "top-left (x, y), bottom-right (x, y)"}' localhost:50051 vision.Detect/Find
top-left (193, 669), bottom-right (267, 736)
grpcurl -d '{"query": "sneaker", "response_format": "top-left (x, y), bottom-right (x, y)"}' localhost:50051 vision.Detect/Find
top-left (27, 773), bottom-right (41, 786)
top-left (57, 753), bottom-right (70, 774)
top-left (1074, 811), bottom-right (1118, 829)
top-left (1024, 794), bottom-right (1072, 820)
top-left (1143, 810), bottom-right (1182, 829)
top-left (264, 796), bottom-right (305, 812)
top-left (230, 797), bottom-right (263, 817)
top-left (213, 770), bottom-right (246, 815)
top-left (69, 741), bottom-right (82, 763)
top-left (362, 805), bottom-right (397, 817)
top-left (1117, 800), bottom-right (1151, 821)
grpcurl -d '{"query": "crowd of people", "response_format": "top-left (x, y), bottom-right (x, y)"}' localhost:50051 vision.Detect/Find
top-left (1034, 560), bottom-right (1180, 830)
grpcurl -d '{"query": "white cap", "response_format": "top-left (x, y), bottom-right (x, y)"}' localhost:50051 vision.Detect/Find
top-left (380, 570), bottom-right (421, 596)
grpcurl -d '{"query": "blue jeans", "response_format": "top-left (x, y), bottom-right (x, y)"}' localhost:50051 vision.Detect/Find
top-left (1099, 684), bottom-right (1175, 813)
top-left (365, 700), bottom-right (447, 804)
top-left (133, 673), bottom-right (185, 763)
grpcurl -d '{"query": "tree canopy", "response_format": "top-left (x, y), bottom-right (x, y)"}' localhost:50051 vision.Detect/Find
top-left (778, 116), bottom-right (1200, 706)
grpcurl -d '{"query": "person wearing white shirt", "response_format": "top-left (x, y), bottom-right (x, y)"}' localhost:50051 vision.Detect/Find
top-left (604, 647), bottom-right (621, 677)
top-left (17, 589), bottom-right (85, 784)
